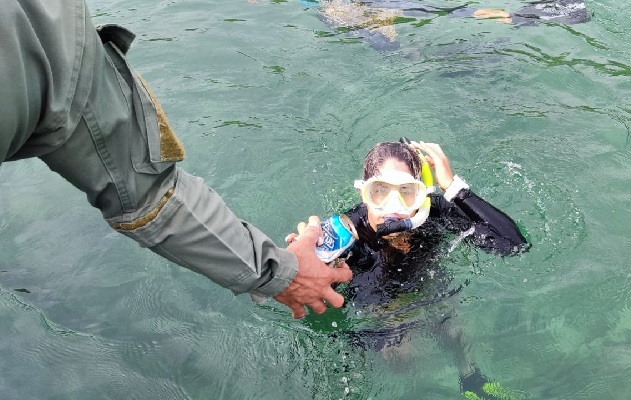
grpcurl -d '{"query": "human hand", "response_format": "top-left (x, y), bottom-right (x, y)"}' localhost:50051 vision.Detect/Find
top-left (410, 141), bottom-right (455, 191)
top-left (284, 218), bottom-right (324, 245)
top-left (472, 9), bottom-right (512, 24)
top-left (274, 216), bottom-right (353, 319)
top-left (285, 221), bottom-right (348, 268)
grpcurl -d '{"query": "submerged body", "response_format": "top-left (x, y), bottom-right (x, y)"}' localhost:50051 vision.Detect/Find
top-left (311, 0), bottom-right (590, 50)
top-left (289, 140), bottom-right (530, 395)
top-left (511, 0), bottom-right (589, 25)
top-left (338, 188), bottom-right (527, 354)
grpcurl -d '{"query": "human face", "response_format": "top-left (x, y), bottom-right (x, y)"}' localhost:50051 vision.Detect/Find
top-left (363, 158), bottom-right (419, 233)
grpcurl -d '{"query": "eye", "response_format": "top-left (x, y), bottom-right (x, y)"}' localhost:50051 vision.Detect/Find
top-left (399, 185), bottom-right (416, 196)
top-left (371, 182), bottom-right (391, 195)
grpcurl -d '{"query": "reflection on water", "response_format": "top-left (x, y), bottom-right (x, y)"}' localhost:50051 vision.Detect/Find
top-left (2, 0), bottom-right (631, 399)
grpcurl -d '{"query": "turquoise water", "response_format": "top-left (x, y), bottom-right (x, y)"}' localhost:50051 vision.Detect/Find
top-left (2, 0), bottom-right (631, 398)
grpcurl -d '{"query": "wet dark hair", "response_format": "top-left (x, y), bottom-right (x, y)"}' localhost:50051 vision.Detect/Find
top-left (362, 142), bottom-right (421, 180)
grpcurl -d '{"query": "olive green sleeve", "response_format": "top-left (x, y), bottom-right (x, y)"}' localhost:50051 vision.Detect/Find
top-left (0, 0), bottom-right (94, 161)
top-left (2, 0), bottom-right (298, 298)
top-left (126, 168), bottom-right (300, 297)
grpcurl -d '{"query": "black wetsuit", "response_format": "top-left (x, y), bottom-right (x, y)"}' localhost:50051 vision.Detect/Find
top-left (349, 0), bottom-right (589, 25)
top-left (511, 0), bottom-right (589, 25)
top-left (337, 189), bottom-right (528, 350)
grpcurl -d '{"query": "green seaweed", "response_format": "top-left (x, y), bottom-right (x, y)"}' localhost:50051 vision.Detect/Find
top-left (463, 392), bottom-right (484, 400)
top-left (463, 381), bottom-right (530, 400)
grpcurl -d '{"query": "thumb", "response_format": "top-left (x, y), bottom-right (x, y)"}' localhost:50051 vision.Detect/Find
top-left (296, 216), bottom-right (322, 245)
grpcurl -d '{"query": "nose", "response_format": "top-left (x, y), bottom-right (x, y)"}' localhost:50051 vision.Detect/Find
top-left (380, 192), bottom-right (407, 213)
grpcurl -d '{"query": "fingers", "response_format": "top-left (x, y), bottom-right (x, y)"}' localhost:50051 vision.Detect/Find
top-left (290, 297), bottom-right (339, 318)
top-left (315, 266), bottom-right (351, 311)
top-left (284, 232), bottom-right (299, 244)
top-left (413, 142), bottom-right (455, 190)
top-left (336, 261), bottom-right (350, 270)
top-left (279, 215), bottom-right (351, 319)
top-left (279, 262), bottom-right (352, 318)
top-left (410, 140), bottom-right (437, 163)
top-left (417, 142), bottom-right (446, 159)
top-left (305, 289), bottom-right (345, 316)
top-left (321, 287), bottom-right (346, 308)
top-left (410, 141), bottom-right (448, 169)
top-left (308, 300), bottom-right (328, 315)
top-left (409, 140), bottom-right (424, 155)
top-left (287, 297), bottom-right (338, 318)
top-left (424, 154), bottom-right (435, 168)
top-left (329, 263), bottom-right (353, 282)
top-left (290, 304), bottom-right (306, 319)
top-left (287, 216), bottom-right (323, 246)
top-left (307, 215), bottom-right (321, 227)
top-left (298, 220), bottom-right (320, 246)
top-left (299, 216), bottom-right (321, 243)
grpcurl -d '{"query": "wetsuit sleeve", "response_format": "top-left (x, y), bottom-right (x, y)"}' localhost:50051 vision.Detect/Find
top-left (431, 190), bottom-right (529, 256)
top-left (2, 0), bottom-right (298, 298)
top-left (511, 0), bottom-right (589, 25)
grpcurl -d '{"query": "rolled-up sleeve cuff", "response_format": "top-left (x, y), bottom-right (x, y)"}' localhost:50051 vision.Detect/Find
top-left (250, 248), bottom-right (298, 303)
top-left (443, 175), bottom-right (470, 203)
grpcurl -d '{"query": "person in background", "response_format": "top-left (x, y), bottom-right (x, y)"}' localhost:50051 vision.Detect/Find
top-left (0, 0), bottom-right (352, 319)
top-left (287, 140), bottom-right (529, 396)
top-left (303, 0), bottom-right (590, 51)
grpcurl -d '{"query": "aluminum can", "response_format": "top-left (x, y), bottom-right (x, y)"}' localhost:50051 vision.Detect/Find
top-left (315, 214), bottom-right (358, 263)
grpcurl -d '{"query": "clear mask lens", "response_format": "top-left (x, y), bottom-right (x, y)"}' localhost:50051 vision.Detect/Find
top-left (360, 179), bottom-right (427, 213)
top-left (366, 181), bottom-right (423, 208)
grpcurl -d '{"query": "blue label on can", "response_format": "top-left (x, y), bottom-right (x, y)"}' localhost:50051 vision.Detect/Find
top-left (315, 215), bottom-right (356, 263)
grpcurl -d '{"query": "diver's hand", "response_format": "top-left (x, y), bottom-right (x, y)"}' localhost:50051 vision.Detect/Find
top-left (473, 9), bottom-right (512, 24)
top-left (411, 141), bottom-right (455, 191)
top-left (275, 216), bottom-right (352, 319)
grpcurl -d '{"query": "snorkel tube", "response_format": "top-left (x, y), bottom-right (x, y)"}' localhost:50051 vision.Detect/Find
top-left (375, 137), bottom-right (435, 236)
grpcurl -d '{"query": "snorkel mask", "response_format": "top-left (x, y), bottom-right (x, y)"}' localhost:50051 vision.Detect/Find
top-left (354, 171), bottom-right (430, 215)
top-left (355, 137), bottom-right (435, 237)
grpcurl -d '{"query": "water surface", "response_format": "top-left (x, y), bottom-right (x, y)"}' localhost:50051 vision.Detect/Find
top-left (1, 0), bottom-right (631, 399)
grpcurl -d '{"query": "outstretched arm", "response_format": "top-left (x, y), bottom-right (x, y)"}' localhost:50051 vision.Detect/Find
top-left (3, 0), bottom-right (351, 318)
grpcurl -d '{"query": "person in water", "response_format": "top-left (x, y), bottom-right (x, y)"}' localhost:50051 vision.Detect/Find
top-left (345, 139), bottom-right (527, 260)
top-left (288, 139), bottom-right (529, 396)
top-left (306, 0), bottom-right (590, 51)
